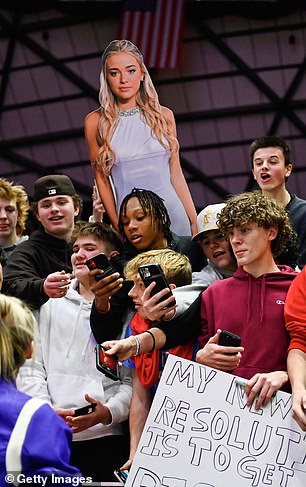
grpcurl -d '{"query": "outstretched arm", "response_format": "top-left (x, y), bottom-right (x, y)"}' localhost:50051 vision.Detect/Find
top-left (102, 327), bottom-right (167, 362)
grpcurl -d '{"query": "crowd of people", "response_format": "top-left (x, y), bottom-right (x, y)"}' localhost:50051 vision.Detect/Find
top-left (1, 38), bottom-right (306, 485)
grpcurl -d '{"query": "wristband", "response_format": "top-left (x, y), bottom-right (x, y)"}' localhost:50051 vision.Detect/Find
top-left (144, 330), bottom-right (156, 352)
top-left (132, 335), bottom-right (141, 356)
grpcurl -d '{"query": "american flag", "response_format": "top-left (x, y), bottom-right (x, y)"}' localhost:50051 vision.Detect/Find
top-left (118, 0), bottom-right (185, 69)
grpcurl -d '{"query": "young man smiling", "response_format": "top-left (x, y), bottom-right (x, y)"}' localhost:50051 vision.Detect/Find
top-left (251, 135), bottom-right (306, 268)
top-left (3, 175), bottom-right (82, 309)
top-left (17, 221), bottom-right (132, 482)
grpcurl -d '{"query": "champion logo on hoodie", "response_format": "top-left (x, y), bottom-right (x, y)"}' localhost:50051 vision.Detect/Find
top-left (276, 299), bottom-right (285, 305)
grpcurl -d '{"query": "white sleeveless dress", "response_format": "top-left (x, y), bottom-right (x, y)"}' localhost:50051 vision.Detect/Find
top-left (110, 108), bottom-right (191, 236)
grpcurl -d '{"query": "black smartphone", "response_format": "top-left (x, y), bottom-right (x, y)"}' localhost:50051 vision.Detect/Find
top-left (73, 403), bottom-right (97, 417)
top-left (86, 253), bottom-right (114, 281)
top-left (138, 263), bottom-right (176, 308)
top-left (114, 469), bottom-right (129, 485)
top-left (218, 330), bottom-right (241, 355)
top-left (96, 344), bottom-right (120, 381)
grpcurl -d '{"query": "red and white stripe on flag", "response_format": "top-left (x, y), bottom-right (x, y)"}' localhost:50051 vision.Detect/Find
top-left (118, 0), bottom-right (185, 69)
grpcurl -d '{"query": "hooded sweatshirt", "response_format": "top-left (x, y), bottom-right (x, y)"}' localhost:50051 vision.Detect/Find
top-left (3, 227), bottom-right (72, 309)
top-left (17, 279), bottom-right (132, 442)
top-left (284, 265), bottom-right (306, 353)
top-left (199, 265), bottom-right (297, 380)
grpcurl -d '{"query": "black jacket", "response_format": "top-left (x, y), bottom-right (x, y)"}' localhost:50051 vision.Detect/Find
top-left (90, 232), bottom-right (206, 343)
top-left (3, 227), bottom-right (72, 309)
top-left (286, 193), bottom-right (306, 269)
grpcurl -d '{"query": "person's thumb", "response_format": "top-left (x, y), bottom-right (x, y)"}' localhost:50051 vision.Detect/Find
top-left (208, 329), bottom-right (222, 344)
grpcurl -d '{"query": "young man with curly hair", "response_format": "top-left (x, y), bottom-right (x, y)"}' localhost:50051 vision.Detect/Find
top-left (195, 191), bottom-right (297, 408)
top-left (102, 192), bottom-right (298, 411)
top-left (0, 178), bottom-right (30, 267)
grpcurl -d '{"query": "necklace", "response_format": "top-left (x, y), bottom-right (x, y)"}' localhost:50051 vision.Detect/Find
top-left (119, 106), bottom-right (140, 117)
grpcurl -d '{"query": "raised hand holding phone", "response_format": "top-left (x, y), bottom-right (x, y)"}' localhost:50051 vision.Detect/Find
top-left (86, 252), bottom-right (123, 312)
top-left (141, 281), bottom-right (177, 322)
top-left (138, 263), bottom-right (176, 309)
top-left (86, 252), bottom-right (115, 281)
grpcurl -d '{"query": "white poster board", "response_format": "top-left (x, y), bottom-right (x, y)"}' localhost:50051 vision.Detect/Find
top-left (126, 355), bottom-right (306, 487)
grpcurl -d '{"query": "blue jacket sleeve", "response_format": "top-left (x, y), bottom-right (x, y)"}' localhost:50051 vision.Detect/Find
top-left (21, 403), bottom-right (81, 480)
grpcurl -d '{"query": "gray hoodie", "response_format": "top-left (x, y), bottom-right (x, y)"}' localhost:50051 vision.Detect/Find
top-left (17, 278), bottom-right (132, 442)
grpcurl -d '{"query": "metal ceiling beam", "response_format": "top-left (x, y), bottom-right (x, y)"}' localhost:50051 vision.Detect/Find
top-left (2, 93), bottom-right (86, 112)
top-left (269, 55), bottom-right (306, 134)
top-left (0, 10), bottom-right (98, 176)
top-left (181, 133), bottom-right (305, 153)
top-left (1, 147), bottom-right (91, 198)
top-left (197, 21), bottom-right (306, 137)
top-left (180, 155), bottom-right (229, 199)
top-left (190, 20), bottom-right (306, 195)
top-left (0, 128), bottom-right (83, 149)
top-left (0, 12), bottom-right (98, 102)
top-left (0, 12), bottom-right (20, 114)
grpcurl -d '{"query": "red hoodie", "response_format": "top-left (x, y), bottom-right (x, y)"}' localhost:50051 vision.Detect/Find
top-left (199, 265), bottom-right (297, 380)
top-left (284, 266), bottom-right (306, 353)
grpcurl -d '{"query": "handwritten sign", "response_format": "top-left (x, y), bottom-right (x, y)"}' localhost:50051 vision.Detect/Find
top-left (126, 355), bottom-right (306, 487)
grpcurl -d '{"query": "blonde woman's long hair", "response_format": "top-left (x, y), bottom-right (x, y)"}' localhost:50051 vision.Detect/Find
top-left (0, 294), bottom-right (35, 381)
top-left (95, 39), bottom-right (179, 176)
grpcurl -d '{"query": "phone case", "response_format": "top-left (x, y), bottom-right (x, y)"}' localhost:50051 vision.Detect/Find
top-left (96, 345), bottom-right (120, 381)
top-left (86, 253), bottom-right (114, 280)
top-left (74, 403), bottom-right (97, 417)
top-left (218, 330), bottom-right (241, 347)
top-left (114, 469), bottom-right (129, 485)
top-left (138, 263), bottom-right (176, 307)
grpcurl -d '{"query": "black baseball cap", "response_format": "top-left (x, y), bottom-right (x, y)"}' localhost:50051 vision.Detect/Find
top-left (33, 175), bottom-right (77, 202)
